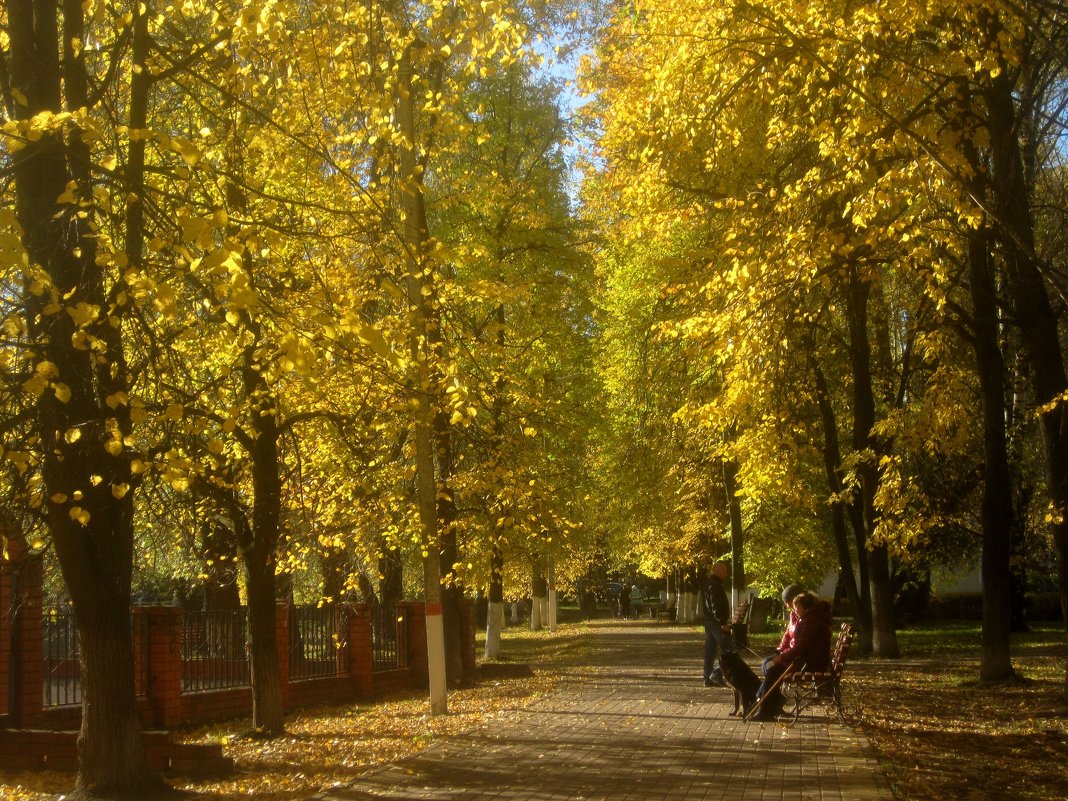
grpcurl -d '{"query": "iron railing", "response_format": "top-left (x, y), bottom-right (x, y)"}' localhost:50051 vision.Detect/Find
top-left (289, 605), bottom-right (340, 680)
top-left (371, 604), bottom-right (408, 671)
top-left (42, 611), bottom-right (152, 707)
top-left (42, 611), bottom-right (80, 707)
top-left (181, 608), bottom-right (249, 692)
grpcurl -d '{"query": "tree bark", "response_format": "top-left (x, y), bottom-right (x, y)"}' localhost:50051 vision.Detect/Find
top-left (810, 358), bottom-right (870, 651)
top-left (5, 0), bottom-right (158, 792)
top-left (845, 270), bottom-right (899, 658)
top-left (968, 216), bottom-right (1016, 680)
top-left (397, 45), bottom-right (447, 715)
top-left (531, 569), bottom-right (547, 630)
top-left (722, 457), bottom-right (746, 608)
top-left (986, 65), bottom-right (1068, 696)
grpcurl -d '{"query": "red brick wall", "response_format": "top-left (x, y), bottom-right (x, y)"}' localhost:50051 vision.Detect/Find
top-left (1, 594), bottom-right (460, 740)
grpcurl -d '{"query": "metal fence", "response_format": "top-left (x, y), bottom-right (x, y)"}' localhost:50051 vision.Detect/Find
top-left (42, 611), bottom-right (151, 707)
top-left (181, 608), bottom-right (249, 692)
top-left (371, 604), bottom-right (407, 671)
top-left (289, 605), bottom-right (340, 680)
top-left (43, 611), bottom-right (80, 707)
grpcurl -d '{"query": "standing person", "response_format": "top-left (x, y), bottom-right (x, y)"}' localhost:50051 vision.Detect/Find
top-left (750, 591), bottom-right (832, 721)
top-left (629, 584), bottom-right (643, 619)
top-left (702, 560), bottom-right (736, 687)
top-left (762, 583), bottom-right (805, 677)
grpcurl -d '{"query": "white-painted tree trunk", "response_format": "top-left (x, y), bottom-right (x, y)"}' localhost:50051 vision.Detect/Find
top-left (425, 606), bottom-right (447, 714)
top-left (510, 601), bottom-right (519, 624)
top-left (679, 591), bottom-right (695, 623)
top-left (530, 597), bottom-right (543, 630)
top-left (485, 601), bottom-right (504, 660)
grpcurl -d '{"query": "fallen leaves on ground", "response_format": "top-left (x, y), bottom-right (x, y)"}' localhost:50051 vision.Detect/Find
top-left (0, 627), bottom-right (579, 801)
top-left (850, 626), bottom-right (1068, 801)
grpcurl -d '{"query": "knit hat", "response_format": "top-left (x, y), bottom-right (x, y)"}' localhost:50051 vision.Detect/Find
top-left (781, 584), bottom-right (804, 604)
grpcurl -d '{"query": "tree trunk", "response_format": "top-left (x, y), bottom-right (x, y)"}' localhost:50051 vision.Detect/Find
top-left (5, 0), bottom-right (157, 792)
top-left (531, 569), bottom-right (547, 630)
top-left (968, 222), bottom-right (1017, 680)
top-left (485, 539), bottom-right (505, 659)
top-left (484, 303), bottom-right (509, 659)
top-left (244, 562), bottom-right (284, 735)
top-left (722, 457), bottom-right (746, 608)
top-left (810, 358), bottom-right (868, 648)
top-left (74, 601), bottom-right (151, 795)
top-left (397, 45), bottom-right (447, 715)
top-left (986, 65), bottom-right (1068, 696)
top-left (380, 546), bottom-right (403, 609)
top-left (845, 271), bottom-right (898, 658)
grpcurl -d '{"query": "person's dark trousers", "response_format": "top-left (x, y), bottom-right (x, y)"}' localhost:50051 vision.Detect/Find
top-left (703, 622), bottom-right (735, 683)
top-left (753, 662), bottom-right (788, 718)
top-left (761, 653), bottom-right (778, 676)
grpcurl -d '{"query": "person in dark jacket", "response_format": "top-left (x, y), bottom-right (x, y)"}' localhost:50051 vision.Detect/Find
top-left (750, 591), bottom-right (832, 720)
top-left (702, 560), bottom-right (736, 687)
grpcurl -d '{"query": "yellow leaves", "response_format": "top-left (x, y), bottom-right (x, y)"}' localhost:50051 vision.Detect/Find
top-left (69, 507), bottom-right (90, 526)
top-left (66, 301), bottom-right (100, 328)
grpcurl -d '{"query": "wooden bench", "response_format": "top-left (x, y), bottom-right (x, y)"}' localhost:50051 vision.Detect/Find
top-left (779, 622), bottom-right (855, 724)
top-left (653, 604), bottom-right (675, 623)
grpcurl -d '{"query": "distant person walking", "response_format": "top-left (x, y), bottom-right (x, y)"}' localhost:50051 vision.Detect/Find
top-left (702, 560), bottom-right (735, 687)
top-left (629, 585), bottom-right (643, 619)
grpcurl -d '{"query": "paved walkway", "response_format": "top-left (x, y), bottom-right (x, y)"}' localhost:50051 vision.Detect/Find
top-left (316, 624), bottom-right (893, 801)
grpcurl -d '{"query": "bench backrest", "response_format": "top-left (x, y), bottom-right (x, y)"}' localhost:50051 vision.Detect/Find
top-left (730, 600), bottom-right (750, 625)
top-left (830, 623), bottom-right (854, 675)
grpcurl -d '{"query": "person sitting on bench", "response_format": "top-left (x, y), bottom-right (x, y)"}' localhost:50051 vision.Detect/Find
top-left (750, 591), bottom-right (831, 721)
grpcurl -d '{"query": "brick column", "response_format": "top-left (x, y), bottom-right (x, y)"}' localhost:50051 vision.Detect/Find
top-left (346, 604), bottom-right (373, 698)
top-left (10, 541), bottom-right (44, 727)
top-left (0, 541), bottom-right (13, 720)
top-left (144, 605), bottom-right (183, 728)
top-left (276, 603), bottom-right (291, 711)
top-left (400, 602), bottom-right (428, 683)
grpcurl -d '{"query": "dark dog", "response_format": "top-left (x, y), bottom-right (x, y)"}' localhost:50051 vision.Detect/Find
top-left (718, 651), bottom-right (761, 717)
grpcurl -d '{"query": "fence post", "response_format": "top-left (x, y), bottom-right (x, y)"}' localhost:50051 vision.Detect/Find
top-left (6, 539), bottom-right (44, 727)
top-left (145, 605), bottom-right (183, 728)
top-left (401, 601), bottom-right (428, 684)
top-left (347, 604), bottom-right (373, 698)
top-left (0, 539), bottom-right (14, 721)
top-left (276, 602), bottom-right (291, 711)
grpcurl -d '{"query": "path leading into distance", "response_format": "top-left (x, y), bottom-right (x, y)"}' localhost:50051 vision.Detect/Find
top-left (315, 623), bottom-right (893, 801)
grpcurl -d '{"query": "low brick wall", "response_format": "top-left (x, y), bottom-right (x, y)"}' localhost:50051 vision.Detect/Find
top-left (1, 544), bottom-right (476, 773)
top-left (0, 729), bottom-right (232, 775)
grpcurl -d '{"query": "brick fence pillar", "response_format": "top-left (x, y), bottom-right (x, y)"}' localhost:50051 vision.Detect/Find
top-left (143, 605), bottom-right (183, 728)
top-left (9, 540), bottom-right (44, 727)
top-left (346, 604), bottom-right (373, 698)
top-left (0, 540), bottom-right (14, 720)
top-left (276, 603), bottom-right (291, 711)
top-left (399, 601), bottom-right (428, 684)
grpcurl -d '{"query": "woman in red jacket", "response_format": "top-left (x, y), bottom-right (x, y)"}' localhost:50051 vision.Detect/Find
top-left (751, 592), bottom-right (832, 721)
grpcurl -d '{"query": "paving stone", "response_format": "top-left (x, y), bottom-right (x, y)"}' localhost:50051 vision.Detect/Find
top-left (314, 624), bottom-right (893, 801)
